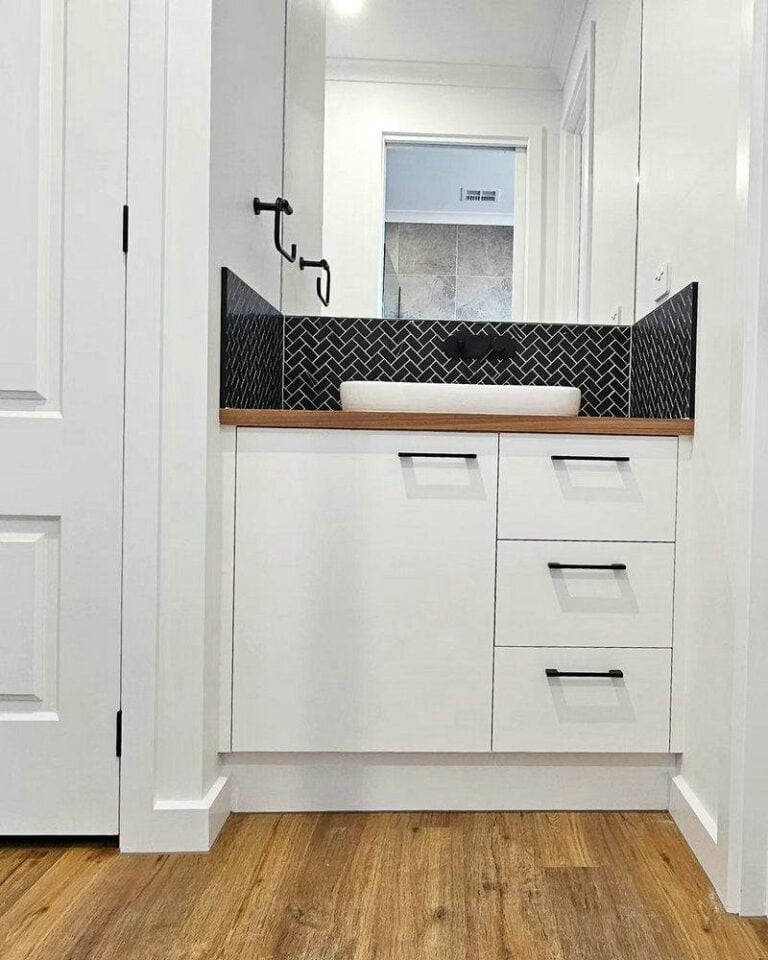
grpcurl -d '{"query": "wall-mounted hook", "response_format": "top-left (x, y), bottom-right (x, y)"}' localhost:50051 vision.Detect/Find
top-left (299, 256), bottom-right (331, 307)
top-left (253, 196), bottom-right (297, 263)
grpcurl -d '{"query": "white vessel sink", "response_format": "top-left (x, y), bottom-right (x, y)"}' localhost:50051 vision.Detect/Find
top-left (340, 381), bottom-right (581, 416)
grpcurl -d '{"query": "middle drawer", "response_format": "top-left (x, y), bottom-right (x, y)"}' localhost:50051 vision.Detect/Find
top-left (495, 541), bottom-right (674, 648)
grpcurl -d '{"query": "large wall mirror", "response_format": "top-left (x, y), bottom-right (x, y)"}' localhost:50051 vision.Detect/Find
top-left (283, 0), bottom-right (642, 325)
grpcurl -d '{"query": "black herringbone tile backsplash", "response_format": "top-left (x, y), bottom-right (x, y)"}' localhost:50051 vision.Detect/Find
top-left (284, 316), bottom-right (631, 417)
top-left (220, 270), bottom-right (697, 420)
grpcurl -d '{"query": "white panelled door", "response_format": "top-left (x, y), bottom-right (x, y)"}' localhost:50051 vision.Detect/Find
top-left (0, 0), bottom-right (128, 833)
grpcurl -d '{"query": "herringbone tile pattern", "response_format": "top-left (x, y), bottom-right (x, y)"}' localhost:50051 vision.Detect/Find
top-left (220, 268), bottom-right (283, 409)
top-left (219, 274), bottom-right (696, 421)
top-left (284, 316), bottom-right (631, 417)
top-left (630, 284), bottom-right (697, 419)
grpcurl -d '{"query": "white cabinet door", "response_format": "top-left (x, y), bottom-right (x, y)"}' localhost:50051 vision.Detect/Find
top-left (0, 1), bottom-right (127, 832)
top-left (232, 429), bottom-right (498, 752)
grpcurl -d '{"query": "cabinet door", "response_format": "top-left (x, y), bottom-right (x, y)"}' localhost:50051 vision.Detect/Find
top-left (232, 429), bottom-right (497, 752)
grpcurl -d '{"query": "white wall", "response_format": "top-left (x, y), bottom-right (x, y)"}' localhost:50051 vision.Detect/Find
top-left (561, 0), bottom-right (641, 325)
top-left (209, 0), bottom-right (285, 311)
top-left (636, 0), bottom-right (746, 906)
top-left (282, 0), bottom-right (327, 316)
top-left (385, 143), bottom-right (516, 223)
top-left (323, 79), bottom-right (561, 319)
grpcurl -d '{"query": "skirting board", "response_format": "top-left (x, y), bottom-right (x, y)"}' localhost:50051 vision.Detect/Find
top-left (120, 775), bottom-right (231, 853)
top-left (669, 774), bottom-right (728, 906)
top-left (224, 754), bottom-right (675, 812)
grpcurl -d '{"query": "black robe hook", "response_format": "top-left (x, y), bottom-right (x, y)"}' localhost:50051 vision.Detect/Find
top-left (253, 196), bottom-right (297, 263)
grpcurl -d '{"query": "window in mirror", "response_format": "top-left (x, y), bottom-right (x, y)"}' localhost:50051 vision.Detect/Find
top-left (382, 143), bottom-right (525, 324)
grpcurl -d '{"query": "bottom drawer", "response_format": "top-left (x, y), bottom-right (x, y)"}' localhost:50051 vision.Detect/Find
top-left (493, 648), bottom-right (671, 753)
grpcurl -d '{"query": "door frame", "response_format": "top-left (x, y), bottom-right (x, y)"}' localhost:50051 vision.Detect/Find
top-left (725, 0), bottom-right (768, 917)
top-left (119, 0), bottom-right (230, 853)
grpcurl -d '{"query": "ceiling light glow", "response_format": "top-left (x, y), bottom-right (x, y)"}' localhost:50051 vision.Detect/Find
top-left (333, 0), bottom-right (364, 15)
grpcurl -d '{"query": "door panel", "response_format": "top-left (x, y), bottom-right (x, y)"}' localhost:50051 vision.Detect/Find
top-left (0, 0), bottom-right (63, 408)
top-left (0, 0), bottom-right (128, 833)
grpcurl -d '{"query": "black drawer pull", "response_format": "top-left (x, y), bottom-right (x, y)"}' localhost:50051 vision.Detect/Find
top-left (551, 455), bottom-right (630, 462)
top-left (546, 669), bottom-right (624, 679)
top-left (548, 562), bottom-right (627, 571)
top-left (398, 452), bottom-right (477, 460)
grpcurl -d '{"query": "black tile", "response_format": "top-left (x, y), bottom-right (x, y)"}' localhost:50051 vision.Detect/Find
top-left (283, 316), bottom-right (631, 418)
top-left (220, 268), bottom-right (283, 409)
top-left (630, 283), bottom-right (697, 419)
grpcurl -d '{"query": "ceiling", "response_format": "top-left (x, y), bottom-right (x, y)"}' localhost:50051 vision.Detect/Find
top-left (326, 0), bottom-right (576, 72)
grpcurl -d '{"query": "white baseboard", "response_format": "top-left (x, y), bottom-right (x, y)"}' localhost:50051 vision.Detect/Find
top-left (669, 774), bottom-right (728, 903)
top-left (224, 754), bottom-right (674, 812)
top-left (120, 775), bottom-right (231, 853)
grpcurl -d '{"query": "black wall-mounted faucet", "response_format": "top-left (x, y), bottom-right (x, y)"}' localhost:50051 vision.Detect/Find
top-left (442, 331), bottom-right (515, 361)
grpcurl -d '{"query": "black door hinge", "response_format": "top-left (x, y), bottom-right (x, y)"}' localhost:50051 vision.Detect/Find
top-left (116, 709), bottom-right (123, 758)
top-left (122, 205), bottom-right (129, 254)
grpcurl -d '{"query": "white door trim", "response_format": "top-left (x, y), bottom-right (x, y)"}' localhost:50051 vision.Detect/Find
top-left (725, 0), bottom-right (768, 917)
top-left (120, 0), bottom-right (230, 853)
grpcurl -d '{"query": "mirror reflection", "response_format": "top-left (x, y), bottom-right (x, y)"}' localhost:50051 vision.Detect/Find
top-left (283, 0), bottom-right (642, 325)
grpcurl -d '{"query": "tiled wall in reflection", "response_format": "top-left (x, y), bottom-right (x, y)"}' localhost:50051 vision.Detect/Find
top-left (384, 222), bottom-right (514, 322)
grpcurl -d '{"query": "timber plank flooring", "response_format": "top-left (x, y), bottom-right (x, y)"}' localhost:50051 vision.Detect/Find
top-left (0, 812), bottom-right (766, 959)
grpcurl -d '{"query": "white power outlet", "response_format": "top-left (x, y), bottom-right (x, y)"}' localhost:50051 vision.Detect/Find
top-left (610, 305), bottom-right (622, 325)
top-left (653, 262), bottom-right (671, 301)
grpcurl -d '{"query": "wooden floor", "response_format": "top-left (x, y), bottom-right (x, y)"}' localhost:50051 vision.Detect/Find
top-left (1, 812), bottom-right (767, 959)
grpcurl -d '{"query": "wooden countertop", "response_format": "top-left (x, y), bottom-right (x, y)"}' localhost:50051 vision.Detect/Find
top-left (219, 408), bottom-right (694, 436)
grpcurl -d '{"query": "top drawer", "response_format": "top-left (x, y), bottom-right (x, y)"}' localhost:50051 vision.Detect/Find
top-left (498, 434), bottom-right (678, 542)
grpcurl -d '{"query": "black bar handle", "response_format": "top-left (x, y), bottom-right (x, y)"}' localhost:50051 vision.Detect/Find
top-left (551, 455), bottom-right (630, 463)
top-left (548, 562), bottom-right (627, 571)
top-left (546, 668), bottom-right (624, 679)
top-left (253, 196), bottom-right (297, 263)
top-left (398, 452), bottom-right (478, 460)
top-left (300, 256), bottom-right (331, 307)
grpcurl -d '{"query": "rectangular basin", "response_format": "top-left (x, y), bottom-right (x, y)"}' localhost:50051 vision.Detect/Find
top-left (340, 381), bottom-right (581, 416)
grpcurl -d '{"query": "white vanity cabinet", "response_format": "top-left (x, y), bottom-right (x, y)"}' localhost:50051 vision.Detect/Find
top-left (230, 429), bottom-right (498, 752)
top-left (227, 427), bottom-right (682, 756)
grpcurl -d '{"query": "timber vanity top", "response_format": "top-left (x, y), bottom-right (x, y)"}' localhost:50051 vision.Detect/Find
top-left (219, 408), bottom-right (695, 436)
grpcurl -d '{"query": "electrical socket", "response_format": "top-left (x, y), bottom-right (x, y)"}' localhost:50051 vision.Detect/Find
top-left (653, 262), bottom-right (671, 301)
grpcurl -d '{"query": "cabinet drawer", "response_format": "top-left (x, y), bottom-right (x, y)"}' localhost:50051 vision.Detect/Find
top-left (493, 648), bottom-right (671, 752)
top-left (497, 435), bottom-right (678, 542)
top-left (495, 541), bottom-right (674, 648)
